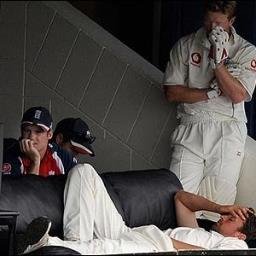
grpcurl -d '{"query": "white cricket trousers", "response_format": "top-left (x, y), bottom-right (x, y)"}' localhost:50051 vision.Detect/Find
top-left (47, 164), bottom-right (175, 254)
top-left (170, 117), bottom-right (247, 221)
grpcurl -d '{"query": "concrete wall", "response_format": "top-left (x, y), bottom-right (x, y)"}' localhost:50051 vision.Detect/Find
top-left (0, 1), bottom-right (177, 173)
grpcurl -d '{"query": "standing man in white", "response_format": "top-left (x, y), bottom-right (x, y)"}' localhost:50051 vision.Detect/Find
top-left (163, 0), bottom-right (256, 221)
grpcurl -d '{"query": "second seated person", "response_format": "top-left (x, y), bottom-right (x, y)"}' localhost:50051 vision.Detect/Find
top-left (51, 117), bottom-right (95, 161)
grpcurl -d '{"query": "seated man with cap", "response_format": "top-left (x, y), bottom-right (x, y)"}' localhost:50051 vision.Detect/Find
top-left (2, 106), bottom-right (76, 177)
top-left (51, 118), bottom-right (95, 160)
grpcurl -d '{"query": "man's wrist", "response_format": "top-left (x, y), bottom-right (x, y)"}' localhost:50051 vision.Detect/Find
top-left (28, 157), bottom-right (40, 174)
top-left (215, 61), bottom-right (225, 70)
top-left (210, 59), bottom-right (225, 70)
top-left (30, 156), bottom-right (40, 165)
top-left (214, 204), bottom-right (221, 214)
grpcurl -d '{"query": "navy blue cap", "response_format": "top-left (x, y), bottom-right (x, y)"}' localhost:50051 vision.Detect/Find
top-left (21, 106), bottom-right (53, 131)
top-left (54, 118), bottom-right (95, 156)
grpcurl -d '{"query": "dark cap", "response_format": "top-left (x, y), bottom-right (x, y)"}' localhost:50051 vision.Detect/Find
top-left (54, 118), bottom-right (95, 156)
top-left (21, 106), bottom-right (53, 131)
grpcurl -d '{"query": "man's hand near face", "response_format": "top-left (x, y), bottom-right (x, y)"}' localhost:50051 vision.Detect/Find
top-left (216, 204), bottom-right (253, 221)
top-left (208, 26), bottom-right (229, 69)
top-left (19, 138), bottom-right (41, 175)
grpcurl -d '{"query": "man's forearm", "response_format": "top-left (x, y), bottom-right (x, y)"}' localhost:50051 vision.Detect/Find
top-left (164, 85), bottom-right (209, 103)
top-left (171, 238), bottom-right (205, 251)
top-left (27, 158), bottom-right (40, 175)
top-left (175, 190), bottom-right (220, 213)
top-left (214, 64), bottom-right (247, 103)
top-left (175, 190), bottom-right (251, 227)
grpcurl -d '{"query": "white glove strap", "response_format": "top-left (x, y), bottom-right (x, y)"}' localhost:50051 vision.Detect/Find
top-left (210, 81), bottom-right (222, 96)
top-left (207, 89), bottom-right (219, 100)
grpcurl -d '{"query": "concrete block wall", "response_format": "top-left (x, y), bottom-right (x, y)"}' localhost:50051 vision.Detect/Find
top-left (0, 1), bottom-right (177, 173)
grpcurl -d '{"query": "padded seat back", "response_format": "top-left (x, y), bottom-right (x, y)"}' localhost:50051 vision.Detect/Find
top-left (0, 175), bottom-right (66, 236)
top-left (101, 168), bottom-right (182, 230)
top-left (0, 168), bottom-right (182, 236)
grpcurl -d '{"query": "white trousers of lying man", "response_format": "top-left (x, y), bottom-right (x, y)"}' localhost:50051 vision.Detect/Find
top-left (31, 164), bottom-right (250, 254)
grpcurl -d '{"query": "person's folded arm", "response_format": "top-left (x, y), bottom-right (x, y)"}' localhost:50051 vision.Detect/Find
top-left (163, 84), bottom-right (209, 103)
top-left (174, 190), bottom-right (251, 228)
top-left (214, 64), bottom-right (248, 104)
top-left (171, 238), bottom-right (205, 251)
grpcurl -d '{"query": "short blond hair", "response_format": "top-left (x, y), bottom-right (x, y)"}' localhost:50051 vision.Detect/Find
top-left (205, 0), bottom-right (237, 19)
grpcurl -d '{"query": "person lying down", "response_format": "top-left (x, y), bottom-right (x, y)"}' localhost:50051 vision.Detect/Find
top-left (18, 164), bottom-right (256, 254)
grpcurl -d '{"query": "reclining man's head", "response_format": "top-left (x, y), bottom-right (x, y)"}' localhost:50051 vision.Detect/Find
top-left (241, 208), bottom-right (256, 244)
top-left (212, 207), bottom-right (256, 242)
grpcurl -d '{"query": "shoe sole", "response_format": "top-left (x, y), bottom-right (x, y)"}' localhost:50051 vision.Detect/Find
top-left (21, 217), bottom-right (51, 254)
top-left (23, 222), bottom-right (51, 254)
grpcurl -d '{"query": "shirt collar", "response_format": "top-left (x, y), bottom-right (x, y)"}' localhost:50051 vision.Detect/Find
top-left (229, 25), bottom-right (238, 44)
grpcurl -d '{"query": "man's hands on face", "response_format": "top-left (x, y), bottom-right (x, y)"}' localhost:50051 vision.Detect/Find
top-left (208, 26), bottom-right (229, 69)
top-left (217, 204), bottom-right (253, 221)
top-left (19, 139), bottom-right (41, 163)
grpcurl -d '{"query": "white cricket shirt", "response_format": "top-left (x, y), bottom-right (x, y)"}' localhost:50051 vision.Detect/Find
top-left (166, 227), bottom-right (248, 250)
top-left (163, 27), bottom-right (256, 122)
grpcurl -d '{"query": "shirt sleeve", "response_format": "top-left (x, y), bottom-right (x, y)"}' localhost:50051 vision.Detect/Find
top-left (236, 44), bottom-right (256, 102)
top-left (54, 143), bottom-right (77, 174)
top-left (59, 153), bottom-right (76, 175)
top-left (2, 138), bottom-right (23, 176)
top-left (64, 154), bottom-right (77, 174)
top-left (211, 237), bottom-right (248, 250)
top-left (163, 36), bottom-right (189, 86)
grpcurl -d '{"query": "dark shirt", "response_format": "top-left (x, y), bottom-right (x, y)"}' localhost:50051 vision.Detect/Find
top-left (2, 138), bottom-right (76, 177)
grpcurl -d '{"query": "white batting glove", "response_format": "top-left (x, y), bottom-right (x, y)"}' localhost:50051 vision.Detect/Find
top-left (209, 26), bottom-right (229, 69)
top-left (209, 80), bottom-right (222, 96)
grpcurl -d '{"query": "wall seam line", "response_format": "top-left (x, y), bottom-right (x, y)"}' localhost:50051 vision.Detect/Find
top-left (101, 64), bottom-right (129, 125)
top-left (126, 83), bottom-right (152, 144)
top-left (77, 46), bottom-right (105, 108)
top-left (31, 10), bottom-right (57, 72)
top-left (149, 107), bottom-right (173, 162)
top-left (22, 1), bottom-right (29, 115)
top-left (54, 29), bottom-right (81, 90)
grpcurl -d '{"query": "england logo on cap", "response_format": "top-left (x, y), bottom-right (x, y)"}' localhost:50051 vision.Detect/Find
top-left (34, 110), bottom-right (42, 119)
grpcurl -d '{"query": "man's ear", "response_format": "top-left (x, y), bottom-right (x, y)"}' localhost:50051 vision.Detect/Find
top-left (55, 133), bottom-right (63, 145)
top-left (235, 231), bottom-right (246, 241)
top-left (47, 130), bottom-right (53, 140)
